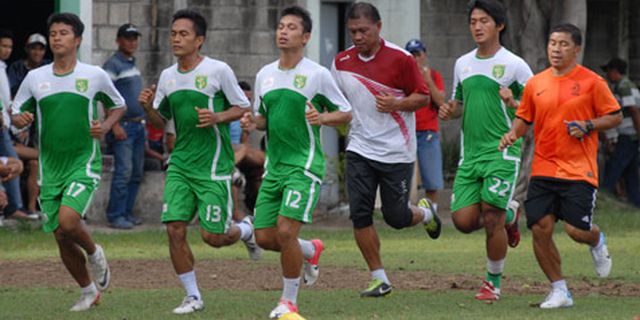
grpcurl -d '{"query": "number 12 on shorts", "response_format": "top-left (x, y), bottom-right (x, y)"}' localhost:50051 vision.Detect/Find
top-left (488, 178), bottom-right (511, 197)
top-left (285, 190), bottom-right (302, 209)
top-left (66, 182), bottom-right (86, 198)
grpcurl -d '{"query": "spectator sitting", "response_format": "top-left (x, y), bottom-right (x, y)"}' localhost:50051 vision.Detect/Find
top-left (12, 125), bottom-right (39, 215)
top-left (144, 119), bottom-right (175, 171)
top-left (0, 156), bottom-right (22, 225)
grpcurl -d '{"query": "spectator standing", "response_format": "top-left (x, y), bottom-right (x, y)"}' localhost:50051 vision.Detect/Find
top-left (600, 58), bottom-right (640, 208)
top-left (405, 39), bottom-right (445, 209)
top-left (103, 24), bottom-right (145, 229)
top-left (8, 33), bottom-right (50, 97)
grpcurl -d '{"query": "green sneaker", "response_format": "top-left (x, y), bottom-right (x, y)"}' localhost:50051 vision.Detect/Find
top-left (360, 279), bottom-right (392, 298)
top-left (419, 198), bottom-right (441, 239)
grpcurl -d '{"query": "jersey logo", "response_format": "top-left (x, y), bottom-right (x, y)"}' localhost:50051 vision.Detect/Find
top-left (572, 82), bottom-right (581, 96)
top-left (492, 64), bottom-right (505, 79)
top-left (75, 79), bottom-right (89, 93)
top-left (294, 74), bottom-right (307, 89)
top-left (195, 75), bottom-right (208, 90)
top-left (38, 82), bottom-right (51, 92)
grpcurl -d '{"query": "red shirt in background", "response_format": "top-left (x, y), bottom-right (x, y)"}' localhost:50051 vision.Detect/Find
top-left (415, 69), bottom-right (444, 132)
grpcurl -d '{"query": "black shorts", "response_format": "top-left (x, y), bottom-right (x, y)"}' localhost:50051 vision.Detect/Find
top-left (524, 177), bottom-right (597, 231)
top-left (346, 151), bottom-right (414, 229)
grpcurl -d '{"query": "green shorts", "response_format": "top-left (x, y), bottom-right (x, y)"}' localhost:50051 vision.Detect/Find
top-left (40, 174), bottom-right (99, 233)
top-left (254, 168), bottom-right (321, 229)
top-left (451, 159), bottom-right (519, 213)
top-left (161, 172), bottom-right (233, 234)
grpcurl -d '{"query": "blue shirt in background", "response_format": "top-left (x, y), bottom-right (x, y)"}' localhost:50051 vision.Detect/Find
top-left (103, 51), bottom-right (145, 120)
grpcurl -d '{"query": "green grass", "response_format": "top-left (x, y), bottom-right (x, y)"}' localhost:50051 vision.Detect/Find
top-left (0, 196), bottom-right (639, 319)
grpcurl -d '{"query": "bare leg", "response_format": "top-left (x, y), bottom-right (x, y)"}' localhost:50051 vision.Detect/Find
top-left (166, 221), bottom-right (194, 274)
top-left (481, 202), bottom-right (507, 261)
top-left (451, 204), bottom-right (484, 233)
top-left (354, 225), bottom-right (383, 271)
top-left (200, 226), bottom-right (241, 248)
top-left (564, 223), bottom-right (600, 246)
top-left (55, 206), bottom-right (97, 288)
top-left (277, 216), bottom-right (304, 278)
top-left (532, 214), bottom-right (563, 282)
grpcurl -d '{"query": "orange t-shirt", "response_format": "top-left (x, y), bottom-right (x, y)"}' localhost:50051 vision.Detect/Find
top-left (516, 65), bottom-right (620, 187)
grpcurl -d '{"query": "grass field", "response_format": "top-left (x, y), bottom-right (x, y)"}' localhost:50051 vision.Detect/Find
top-left (1, 195), bottom-right (639, 319)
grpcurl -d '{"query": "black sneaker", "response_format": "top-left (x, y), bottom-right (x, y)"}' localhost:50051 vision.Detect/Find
top-left (419, 198), bottom-right (441, 239)
top-left (360, 279), bottom-right (392, 298)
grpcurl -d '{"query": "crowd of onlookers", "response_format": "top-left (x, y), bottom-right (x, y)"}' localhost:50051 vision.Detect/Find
top-left (0, 21), bottom-right (638, 228)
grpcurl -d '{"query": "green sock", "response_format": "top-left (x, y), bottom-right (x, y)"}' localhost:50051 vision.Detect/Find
top-left (486, 272), bottom-right (502, 288)
top-left (505, 209), bottom-right (515, 225)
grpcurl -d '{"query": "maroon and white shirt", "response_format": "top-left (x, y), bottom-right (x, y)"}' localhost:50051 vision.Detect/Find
top-left (332, 39), bottom-right (429, 164)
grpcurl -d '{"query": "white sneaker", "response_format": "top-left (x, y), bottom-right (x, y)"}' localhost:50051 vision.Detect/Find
top-left (172, 296), bottom-right (204, 314)
top-left (269, 299), bottom-right (299, 319)
top-left (89, 245), bottom-right (110, 291)
top-left (540, 288), bottom-right (574, 309)
top-left (303, 239), bottom-right (324, 286)
top-left (69, 291), bottom-right (101, 311)
top-left (241, 216), bottom-right (263, 261)
top-left (590, 232), bottom-right (612, 278)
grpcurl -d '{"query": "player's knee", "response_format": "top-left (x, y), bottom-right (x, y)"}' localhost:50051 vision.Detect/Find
top-left (452, 214), bottom-right (475, 233)
top-left (482, 210), bottom-right (504, 232)
top-left (381, 209), bottom-right (411, 230)
top-left (351, 214), bottom-right (373, 229)
top-left (276, 225), bottom-right (297, 244)
top-left (531, 220), bottom-right (553, 239)
top-left (166, 223), bottom-right (187, 241)
top-left (201, 233), bottom-right (227, 248)
top-left (255, 229), bottom-right (275, 250)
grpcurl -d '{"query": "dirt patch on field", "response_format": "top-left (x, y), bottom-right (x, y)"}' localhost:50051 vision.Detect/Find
top-left (1, 259), bottom-right (638, 297)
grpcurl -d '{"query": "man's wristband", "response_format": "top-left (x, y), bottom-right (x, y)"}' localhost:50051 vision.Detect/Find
top-left (586, 120), bottom-right (595, 133)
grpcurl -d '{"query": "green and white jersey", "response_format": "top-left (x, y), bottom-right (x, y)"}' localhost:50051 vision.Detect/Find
top-left (254, 58), bottom-right (351, 181)
top-left (452, 47), bottom-right (533, 163)
top-left (154, 57), bottom-right (250, 180)
top-left (12, 62), bottom-right (125, 186)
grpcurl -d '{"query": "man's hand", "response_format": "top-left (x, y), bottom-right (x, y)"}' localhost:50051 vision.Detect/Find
top-left (112, 123), bottom-right (127, 141)
top-left (0, 190), bottom-right (7, 209)
top-left (240, 112), bottom-right (256, 132)
top-left (13, 112), bottom-right (35, 128)
top-left (305, 102), bottom-right (324, 125)
top-left (375, 92), bottom-right (398, 113)
top-left (439, 100), bottom-right (456, 120)
top-left (564, 120), bottom-right (588, 139)
top-left (499, 87), bottom-right (517, 108)
top-left (138, 84), bottom-right (157, 110)
top-left (195, 107), bottom-right (219, 128)
top-left (0, 158), bottom-right (24, 182)
top-left (499, 131), bottom-right (518, 151)
top-left (90, 120), bottom-right (107, 139)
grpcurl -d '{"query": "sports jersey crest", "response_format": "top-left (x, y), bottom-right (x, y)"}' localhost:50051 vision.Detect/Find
top-left (294, 74), bottom-right (307, 89)
top-left (195, 75), bottom-right (208, 90)
top-left (75, 79), bottom-right (88, 93)
top-left (492, 65), bottom-right (505, 79)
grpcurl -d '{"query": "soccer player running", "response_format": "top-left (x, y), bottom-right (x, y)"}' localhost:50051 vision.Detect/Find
top-left (500, 23), bottom-right (618, 309)
top-left (240, 6), bottom-right (351, 319)
top-left (439, 0), bottom-right (533, 301)
top-left (332, 2), bottom-right (441, 298)
top-left (137, 9), bottom-right (260, 314)
top-left (12, 13), bottom-right (123, 311)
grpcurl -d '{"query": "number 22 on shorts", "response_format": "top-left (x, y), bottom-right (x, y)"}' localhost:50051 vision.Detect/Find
top-left (488, 178), bottom-right (511, 197)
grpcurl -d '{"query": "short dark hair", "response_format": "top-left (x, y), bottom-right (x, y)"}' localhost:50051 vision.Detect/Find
top-left (280, 6), bottom-right (313, 33)
top-left (238, 81), bottom-right (251, 91)
top-left (550, 23), bottom-right (582, 46)
top-left (47, 12), bottom-right (84, 37)
top-left (346, 2), bottom-right (381, 23)
top-left (172, 9), bottom-right (207, 37)
top-left (467, 0), bottom-right (507, 34)
top-left (0, 29), bottom-right (13, 41)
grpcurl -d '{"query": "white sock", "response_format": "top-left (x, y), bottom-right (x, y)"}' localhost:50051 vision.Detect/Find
top-left (371, 268), bottom-right (390, 285)
top-left (551, 279), bottom-right (568, 292)
top-left (81, 283), bottom-right (97, 295)
top-left (236, 221), bottom-right (252, 242)
top-left (281, 277), bottom-right (300, 304)
top-left (421, 206), bottom-right (433, 223)
top-left (178, 271), bottom-right (201, 300)
top-left (487, 258), bottom-right (505, 275)
top-left (298, 239), bottom-right (315, 260)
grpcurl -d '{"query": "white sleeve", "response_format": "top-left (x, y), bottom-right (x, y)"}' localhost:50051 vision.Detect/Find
top-left (253, 70), bottom-right (262, 114)
top-left (319, 67), bottom-right (351, 112)
top-left (97, 69), bottom-right (125, 109)
top-left (12, 72), bottom-right (35, 115)
top-left (515, 59), bottom-right (534, 86)
top-left (153, 71), bottom-right (167, 111)
top-left (218, 63), bottom-right (250, 109)
top-left (451, 59), bottom-right (462, 102)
